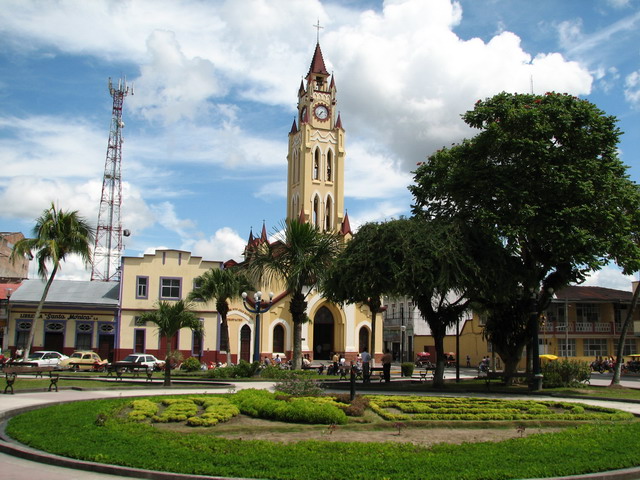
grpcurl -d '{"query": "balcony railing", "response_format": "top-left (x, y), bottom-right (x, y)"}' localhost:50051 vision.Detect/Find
top-left (542, 321), bottom-right (631, 335)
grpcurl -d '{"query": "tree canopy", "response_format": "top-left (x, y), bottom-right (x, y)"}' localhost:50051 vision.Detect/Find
top-left (139, 300), bottom-right (203, 386)
top-left (410, 92), bottom-right (640, 376)
top-left (11, 202), bottom-right (94, 359)
top-left (246, 220), bottom-right (342, 369)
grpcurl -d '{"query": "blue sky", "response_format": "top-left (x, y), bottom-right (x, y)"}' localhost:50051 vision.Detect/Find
top-left (1, 0), bottom-right (639, 290)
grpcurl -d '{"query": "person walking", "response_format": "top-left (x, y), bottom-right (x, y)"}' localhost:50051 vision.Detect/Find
top-left (466, 355), bottom-right (471, 368)
top-left (381, 349), bottom-right (393, 383)
top-left (361, 348), bottom-right (371, 383)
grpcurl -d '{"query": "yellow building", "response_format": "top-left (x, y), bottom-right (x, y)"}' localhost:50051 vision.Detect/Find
top-left (118, 249), bottom-right (221, 363)
top-left (407, 284), bottom-right (640, 370)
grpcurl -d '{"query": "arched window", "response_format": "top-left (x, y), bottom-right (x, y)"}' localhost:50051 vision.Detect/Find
top-left (313, 195), bottom-right (320, 228)
top-left (359, 327), bottom-right (370, 353)
top-left (273, 324), bottom-right (285, 353)
top-left (325, 196), bottom-right (332, 231)
top-left (313, 148), bottom-right (320, 180)
top-left (294, 150), bottom-right (300, 183)
top-left (326, 150), bottom-right (333, 182)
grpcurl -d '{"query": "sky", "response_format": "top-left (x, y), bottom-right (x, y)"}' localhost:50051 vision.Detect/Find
top-left (1, 0), bottom-right (639, 291)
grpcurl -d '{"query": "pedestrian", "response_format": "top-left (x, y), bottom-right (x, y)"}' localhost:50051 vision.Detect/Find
top-left (381, 348), bottom-right (393, 383)
top-left (361, 347), bottom-right (371, 383)
top-left (275, 354), bottom-right (282, 367)
top-left (332, 352), bottom-right (339, 373)
top-left (466, 354), bottom-right (471, 368)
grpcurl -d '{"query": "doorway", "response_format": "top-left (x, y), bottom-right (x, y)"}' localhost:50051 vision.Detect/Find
top-left (313, 306), bottom-right (334, 360)
top-left (44, 332), bottom-right (64, 353)
top-left (358, 326), bottom-right (370, 354)
top-left (240, 325), bottom-right (251, 362)
top-left (98, 335), bottom-right (115, 362)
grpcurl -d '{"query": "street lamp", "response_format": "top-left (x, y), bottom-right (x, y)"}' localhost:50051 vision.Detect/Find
top-left (242, 291), bottom-right (274, 363)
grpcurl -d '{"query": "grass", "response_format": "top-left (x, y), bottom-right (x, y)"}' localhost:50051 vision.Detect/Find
top-left (5, 394), bottom-right (640, 480)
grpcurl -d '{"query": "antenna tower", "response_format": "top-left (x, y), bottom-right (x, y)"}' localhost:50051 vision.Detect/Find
top-left (91, 77), bottom-right (132, 282)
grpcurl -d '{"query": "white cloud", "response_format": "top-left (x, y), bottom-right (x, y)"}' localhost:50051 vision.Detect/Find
top-left (624, 70), bottom-right (640, 108)
top-left (188, 227), bottom-right (247, 262)
top-left (581, 265), bottom-right (635, 291)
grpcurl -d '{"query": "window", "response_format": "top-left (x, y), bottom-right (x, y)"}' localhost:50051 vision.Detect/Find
top-left (160, 277), bottom-right (181, 299)
top-left (191, 278), bottom-right (204, 302)
top-left (324, 196), bottom-right (332, 231)
top-left (577, 303), bottom-right (599, 322)
top-left (558, 338), bottom-right (576, 357)
top-left (326, 150), bottom-right (333, 182)
top-left (546, 304), bottom-right (566, 324)
top-left (273, 324), bottom-right (285, 353)
top-left (76, 322), bottom-right (92, 350)
top-left (613, 339), bottom-right (637, 356)
top-left (136, 276), bottom-right (149, 299)
top-left (313, 195), bottom-right (320, 228)
top-left (583, 338), bottom-right (607, 357)
top-left (135, 329), bottom-right (145, 353)
top-left (313, 149), bottom-right (320, 180)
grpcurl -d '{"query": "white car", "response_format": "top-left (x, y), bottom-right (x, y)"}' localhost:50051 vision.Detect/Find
top-left (19, 351), bottom-right (69, 369)
top-left (116, 353), bottom-right (165, 371)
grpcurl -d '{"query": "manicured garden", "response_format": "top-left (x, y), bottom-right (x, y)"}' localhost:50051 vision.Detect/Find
top-left (5, 390), bottom-right (640, 480)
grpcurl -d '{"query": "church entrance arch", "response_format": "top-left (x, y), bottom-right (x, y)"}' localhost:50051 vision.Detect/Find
top-left (313, 306), bottom-right (334, 360)
top-left (240, 325), bottom-right (251, 363)
top-left (359, 326), bottom-right (370, 354)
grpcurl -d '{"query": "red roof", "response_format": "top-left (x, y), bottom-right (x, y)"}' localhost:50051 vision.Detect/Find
top-left (554, 285), bottom-right (633, 302)
top-left (290, 118), bottom-right (298, 134)
top-left (308, 43), bottom-right (329, 76)
top-left (335, 112), bottom-right (343, 129)
top-left (340, 212), bottom-right (352, 236)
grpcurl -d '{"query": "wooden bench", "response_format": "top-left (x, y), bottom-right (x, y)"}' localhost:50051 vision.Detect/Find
top-left (3, 365), bottom-right (59, 394)
top-left (338, 365), bottom-right (363, 381)
top-left (482, 371), bottom-right (535, 390)
top-left (368, 367), bottom-right (385, 383)
top-left (417, 368), bottom-right (437, 382)
top-left (108, 362), bottom-right (152, 382)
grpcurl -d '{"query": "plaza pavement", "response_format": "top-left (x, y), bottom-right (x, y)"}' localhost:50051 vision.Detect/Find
top-left (2, 373), bottom-right (640, 480)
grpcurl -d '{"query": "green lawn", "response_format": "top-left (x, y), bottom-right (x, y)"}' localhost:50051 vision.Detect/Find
top-left (5, 393), bottom-right (640, 480)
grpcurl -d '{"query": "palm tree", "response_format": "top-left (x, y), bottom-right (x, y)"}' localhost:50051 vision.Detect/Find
top-left (188, 267), bottom-right (253, 366)
top-left (10, 203), bottom-right (94, 360)
top-left (247, 220), bottom-right (342, 369)
top-left (138, 300), bottom-right (203, 386)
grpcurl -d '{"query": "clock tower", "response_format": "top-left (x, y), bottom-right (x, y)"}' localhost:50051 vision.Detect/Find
top-left (287, 42), bottom-right (348, 234)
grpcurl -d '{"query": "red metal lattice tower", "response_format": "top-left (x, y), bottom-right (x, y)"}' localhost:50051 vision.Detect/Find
top-left (91, 77), bottom-right (132, 282)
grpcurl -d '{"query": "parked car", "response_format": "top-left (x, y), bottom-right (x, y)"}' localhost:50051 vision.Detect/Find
top-left (115, 353), bottom-right (165, 371)
top-left (17, 350), bottom-right (68, 369)
top-left (59, 351), bottom-right (108, 371)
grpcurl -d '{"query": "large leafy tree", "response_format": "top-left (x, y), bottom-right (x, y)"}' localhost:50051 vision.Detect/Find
top-left (411, 92), bottom-right (640, 377)
top-left (188, 267), bottom-right (253, 365)
top-left (246, 220), bottom-right (342, 369)
top-left (392, 217), bottom-right (490, 386)
top-left (138, 300), bottom-right (203, 386)
top-left (10, 203), bottom-right (94, 360)
top-left (322, 221), bottom-right (404, 360)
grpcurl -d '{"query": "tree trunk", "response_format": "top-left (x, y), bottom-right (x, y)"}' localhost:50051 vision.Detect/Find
top-left (611, 281), bottom-right (640, 386)
top-left (218, 302), bottom-right (232, 366)
top-left (164, 337), bottom-right (172, 387)
top-left (23, 265), bottom-right (58, 360)
top-left (370, 309), bottom-right (377, 365)
top-left (289, 292), bottom-right (306, 369)
top-left (432, 331), bottom-right (446, 387)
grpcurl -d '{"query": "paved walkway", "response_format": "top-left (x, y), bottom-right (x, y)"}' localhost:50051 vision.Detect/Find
top-left (2, 378), bottom-right (640, 480)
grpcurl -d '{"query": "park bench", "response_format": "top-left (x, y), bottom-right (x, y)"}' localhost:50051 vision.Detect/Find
top-left (107, 362), bottom-right (152, 382)
top-left (338, 365), bottom-right (363, 381)
top-left (3, 364), bottom-right (59, 394)
top-left (368, 367), bottom-right (385, 383)
top-left (417, 368), bottom-right (437, 382)
top-left (482, 371), bottom-right (536, 390)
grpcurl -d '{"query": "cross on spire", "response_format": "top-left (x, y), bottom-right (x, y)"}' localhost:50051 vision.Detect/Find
top-left (313, 18), bottom-right (323, 43)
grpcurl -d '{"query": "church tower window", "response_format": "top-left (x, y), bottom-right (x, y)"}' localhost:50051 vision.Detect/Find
top-left (313, 149), bottom-right (320, 180)
top-left (313, 195), bottom-right (320, 228)
top-left (325, 196), bottom-right (333, 231)
top-left (326, 150), bottom-right (333, 182)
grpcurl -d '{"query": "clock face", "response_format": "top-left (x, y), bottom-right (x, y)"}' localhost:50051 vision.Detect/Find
top-left (314, 104), bottom-right (329, 120)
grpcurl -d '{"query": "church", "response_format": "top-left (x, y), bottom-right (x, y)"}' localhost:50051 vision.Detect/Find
top-left (4, 40), bottom-right (382, 366)
top-left (221, 41), bottom-right (380, 364)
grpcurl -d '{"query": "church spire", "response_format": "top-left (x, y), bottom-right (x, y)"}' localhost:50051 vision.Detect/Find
top-left (308, 42), bottom-right (329, 77)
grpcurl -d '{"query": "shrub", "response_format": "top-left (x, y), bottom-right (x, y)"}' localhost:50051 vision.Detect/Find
top-left (275, 374), bottom-right (324, 396)
top-left (542, 359), bottom-right (591, 388)
top-left (205, 360), bottom-right (261, 379)
top-left (401, 362), bottom-right (415, 377)
top-left (180, 357), bottom-right (202, 372)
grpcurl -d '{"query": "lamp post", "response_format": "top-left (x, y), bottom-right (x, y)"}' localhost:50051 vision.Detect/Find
top-left (242, 291), bottom-right (274, 363)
